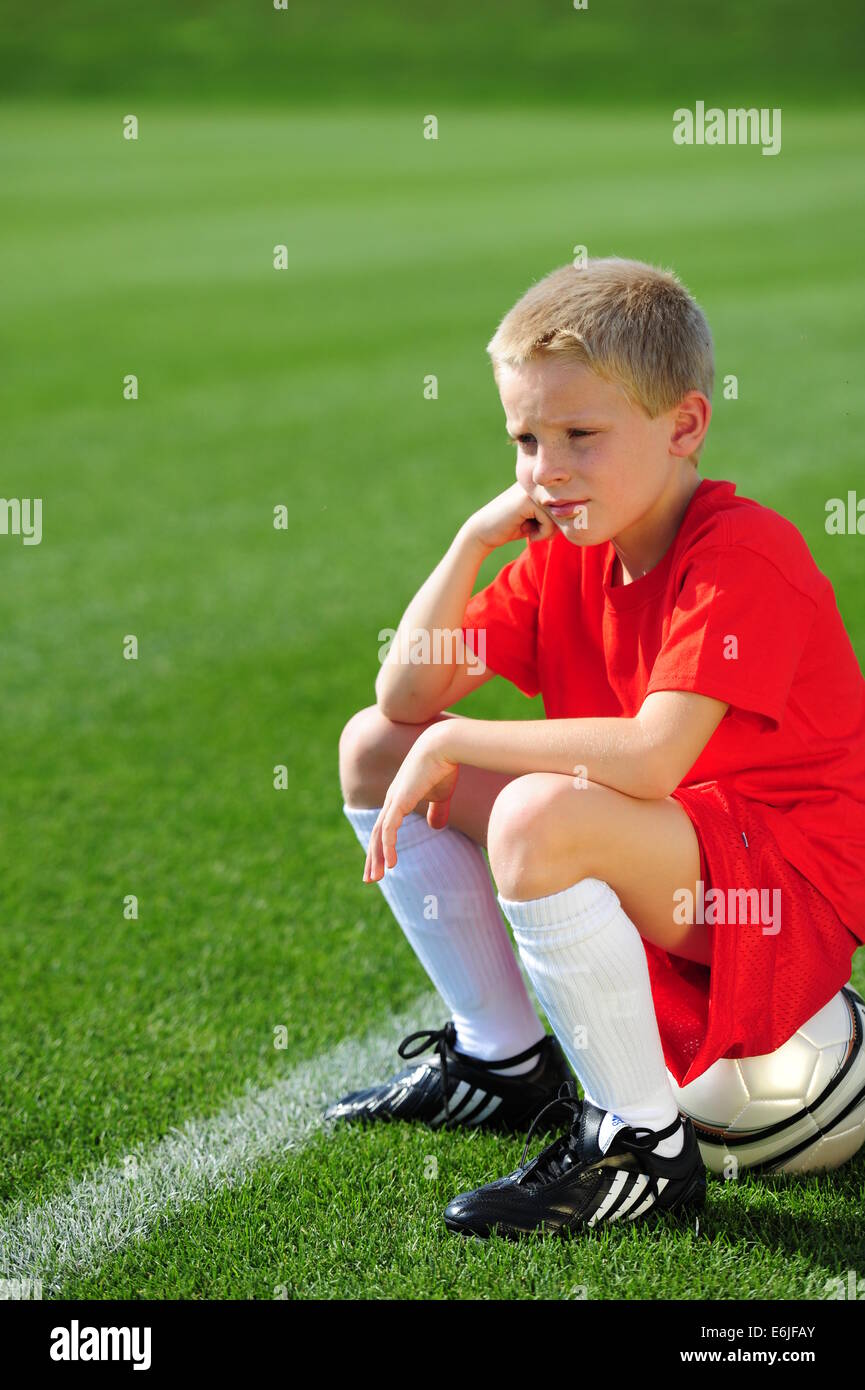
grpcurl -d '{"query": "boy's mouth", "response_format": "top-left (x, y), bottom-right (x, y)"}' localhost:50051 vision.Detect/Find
top-left (544, 499), bottom-right (589, 517)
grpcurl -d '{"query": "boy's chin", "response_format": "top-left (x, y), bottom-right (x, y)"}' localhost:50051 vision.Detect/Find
top-left (554, 518), bottom-right (601, 545)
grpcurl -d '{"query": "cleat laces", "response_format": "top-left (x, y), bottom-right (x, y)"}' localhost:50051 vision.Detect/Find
top-left (397, 1022), bottom-right (549, 1124)
top-left (398, 1022), bottom-right (459, 1121)
top-left (515, 1083), bottom-right (679, 1186)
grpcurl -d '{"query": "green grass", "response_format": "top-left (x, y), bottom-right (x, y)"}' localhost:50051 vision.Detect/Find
top-left (1, 98), bottom-right (863, 1297)
top-left (55, 1127), bottom-right (865, 1300)
top-left (3, 1), bottom-right (862, 107)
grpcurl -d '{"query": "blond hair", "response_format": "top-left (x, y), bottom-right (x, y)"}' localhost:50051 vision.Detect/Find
top-left (487, 257), bottom-right (714, 460)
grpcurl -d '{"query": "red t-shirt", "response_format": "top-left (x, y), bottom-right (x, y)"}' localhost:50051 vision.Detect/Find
top-left (461, 477), bottom-right (865, 941)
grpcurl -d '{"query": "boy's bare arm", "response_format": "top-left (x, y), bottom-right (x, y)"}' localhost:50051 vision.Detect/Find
top-left (361, 690), bottom-right (730, 878)
top-left (375, 523), bottom-right (493, 722)
top-left (425, 689), bottom-right (729, 800)
top-left (375, 483), bottom-right (557, 723)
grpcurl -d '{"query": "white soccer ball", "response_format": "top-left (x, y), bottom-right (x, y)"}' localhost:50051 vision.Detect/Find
top-left (668, 984), bottom-right (865, 1175)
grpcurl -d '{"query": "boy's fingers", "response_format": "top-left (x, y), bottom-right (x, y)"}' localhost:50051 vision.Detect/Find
top-left (363, 835), bottom-right (376, 881)
top-left (375, 819), bottom-right (387, 877)
top-left (427, 799), bottom-right (450, 830)
top-left (531, 507), bottom-right (556, 540)
top-left (382, 810), bottom-right (401, 869)
top-left (378, 799), bottom-right (394, 874)
top-left (366, 813), bottom-right (383, 880)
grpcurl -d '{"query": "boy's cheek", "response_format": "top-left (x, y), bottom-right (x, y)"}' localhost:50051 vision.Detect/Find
top-left (515, 464), bottom-right (534, 492)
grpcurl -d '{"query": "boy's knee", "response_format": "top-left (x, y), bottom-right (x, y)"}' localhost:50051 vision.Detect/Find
top-left (487, 775), bottom-right (560, 879)
top-left (489, 774), bottom-right (570, 844)
top-left (340, 703), bottom-right (385, 773)
top-left (487, 774), bottom-right (603, 899)
top-left (338, 704), bottom-right (412, 804)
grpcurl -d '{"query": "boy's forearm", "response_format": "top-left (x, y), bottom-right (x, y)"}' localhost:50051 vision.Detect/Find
top-left (433, 715), bottom-right (667, 801)
top-left (375, 523), bottom-right (491, 718)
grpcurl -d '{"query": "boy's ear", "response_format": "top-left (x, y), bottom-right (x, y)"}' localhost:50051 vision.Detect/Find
top-left (668, 390), bottom-right (711, 458)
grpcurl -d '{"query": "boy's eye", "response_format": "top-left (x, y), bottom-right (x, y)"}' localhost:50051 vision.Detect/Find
top-left (507, 430), bottom-right (593, 446)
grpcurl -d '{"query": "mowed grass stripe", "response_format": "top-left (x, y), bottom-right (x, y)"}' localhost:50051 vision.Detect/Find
top-left (0, 990), bottom-right (437, 1295)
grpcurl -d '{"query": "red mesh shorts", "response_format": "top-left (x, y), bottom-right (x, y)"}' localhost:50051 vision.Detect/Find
top-left (642, 781), bottom-right (861, 1088)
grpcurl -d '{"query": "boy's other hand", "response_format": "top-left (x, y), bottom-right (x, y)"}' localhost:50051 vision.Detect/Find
top-left (465, 482), bottom-right (558, 551)
top-left (362, 726), bottom-right (460, 881)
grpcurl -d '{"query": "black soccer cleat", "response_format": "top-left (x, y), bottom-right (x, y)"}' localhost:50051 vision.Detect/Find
top-left (323, 1021), bottom-right (576, 1133)
top-left (443, 1088), bottom-right (707, 1239)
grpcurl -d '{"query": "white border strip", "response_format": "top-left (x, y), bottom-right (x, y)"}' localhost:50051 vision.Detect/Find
top-left (0, 990), bottom-right (439, 1295)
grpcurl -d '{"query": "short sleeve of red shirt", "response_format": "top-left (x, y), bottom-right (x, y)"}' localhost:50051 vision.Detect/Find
top-left (460, 542), bottom-right (541, 698)
top-left (646, 545), bottom-right (819, 729)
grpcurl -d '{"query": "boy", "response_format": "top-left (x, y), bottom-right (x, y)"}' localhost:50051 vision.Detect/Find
top-left (329, 258), bottom-right (865, 1239)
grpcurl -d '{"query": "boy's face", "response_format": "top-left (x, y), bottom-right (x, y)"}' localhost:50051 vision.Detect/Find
top-left (497, 355), bottom-right (698, 546)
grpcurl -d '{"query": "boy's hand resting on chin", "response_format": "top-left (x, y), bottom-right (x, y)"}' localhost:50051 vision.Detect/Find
top-left (362, 726), bottom-right (459, 882)
top-left (465, 481), bottom-right (558, 551)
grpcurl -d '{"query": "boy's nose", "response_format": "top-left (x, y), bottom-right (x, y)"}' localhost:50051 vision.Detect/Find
top-left (532, 449), bottom-right (571, 485)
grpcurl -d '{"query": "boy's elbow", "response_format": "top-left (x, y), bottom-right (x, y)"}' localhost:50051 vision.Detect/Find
top-left (643, 754), bottom-right (688, 801)
top-left (628, 771), bottom-right (676, 801)
top-left (629, 738), bottom-right (682, 801)
top-left (374, 676), bottom-right (435, 726)
top-left (643, 772), bottom-right (681, 801)
top-left (376, 699), bottom-right (442, 726)
top-left (376, 693), bottom-right (419, 724)
top-left (374, 672), bottom-right (405, 723)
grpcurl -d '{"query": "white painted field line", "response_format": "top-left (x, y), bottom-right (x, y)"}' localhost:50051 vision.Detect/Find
top-left (0, 989), bottom-right (440, 1295)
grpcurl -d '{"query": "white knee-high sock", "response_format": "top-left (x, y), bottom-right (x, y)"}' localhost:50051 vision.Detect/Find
top-left (497, 876), bottom-right (684, 1156)
top-left (344, 804), bottom-right (546, 1073)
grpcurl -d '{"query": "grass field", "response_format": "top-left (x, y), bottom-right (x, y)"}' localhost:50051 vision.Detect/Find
top-left (1, 98), bottom-right (864, 1299)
